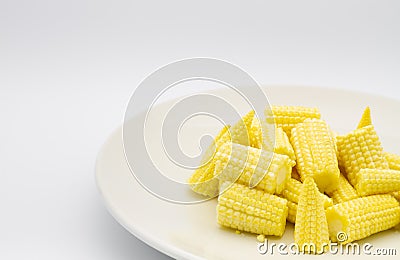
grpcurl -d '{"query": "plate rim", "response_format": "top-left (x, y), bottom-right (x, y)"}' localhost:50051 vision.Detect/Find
top-left (96, 85), bottom-right (400, 259)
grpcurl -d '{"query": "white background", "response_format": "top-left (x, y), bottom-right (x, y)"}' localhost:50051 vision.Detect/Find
top-left (1, 0), bottom-right (400, 259)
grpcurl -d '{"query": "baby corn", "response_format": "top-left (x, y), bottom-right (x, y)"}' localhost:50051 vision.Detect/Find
top-left (265, 106), bottom-right (321, 137)
top-left (230, 110), bottom-right (255, 146)
top-left (282, 178), bottom-right (333, 223)
top-left (216, 142), bottom-right (293, 194)
top-left (336, 125), bottom-right (389, 186)
top-left (217, 182), bottom-right (288, 236)
top-left (385, 152), bottom-right (400, 171)
top-left (354, 168), bottom-right (400, 196)
top-left (274, 127), bottom-right (296, 163)
top-left (326, 195), bottom-right (400, 244)
top-left (327, 174), bottom-right (358, 204)
top-left (188, 125), bottom-right (231, 197)
top-left (291, 119), bottom-right (340, 193)
top-left (357, 106), bottom-right (372, 129)
top-left (294, 178), bottom-right (330, 254)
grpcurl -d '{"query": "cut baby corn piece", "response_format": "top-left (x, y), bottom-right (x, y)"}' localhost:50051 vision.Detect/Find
top-left (199, 125), bottom-right (231, 165)
top-left (281, 178), bottom-right (333, 224)
top-left (290, 119), bottom-right (340, 193)
top-left (249, 117), bottom-right (263, 149)
top-left (354, 169), bottom-right (400, 196)
top-left (281, 178), bottom-right (333, 208)
top-left (385, 152), bottom-right (400, 171)
top-left (274, 127), bottom-right (296, 163)
top-left (217, 182), bottom-right (288, 237)
top-left (327, 174), bottom-right (358, 204)
top-left (336, 125), bottom-right (389, 186)
top-left (265, 105), bottom-right (321, 137)
top-left (188, 162), bottom-right (218, 197)
top-left (294, 178), bottom-right (330, 254)
top-left (188, 125), bottom-right (231, 197)
top-left (357, 106), bottom-right (372, 129)
top-left (326, 194), bottom-right (400, 244)
top-left (216, 142), bottom-right (294, 194)
top-left (229, 110), bottom-right (254, 146)
top-left (287, 201), bottom-right (297, 224)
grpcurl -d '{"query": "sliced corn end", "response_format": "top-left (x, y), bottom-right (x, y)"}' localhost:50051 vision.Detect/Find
top-left (336, 125), bottom-right (389, 186)
top-left (294, 178), bottom-right (330, 254)
top-left (326, 194), bottom-right (400, 244)
top-left (189, 125), bottom-right (231, 197)
top-left (217, 182), bottom-right (288, 237)
top-left (287, 201), bottom-right (297, 224)
top-left (229, 110), bottom-right (255, 146)
top-left (216, 142), bottom-right (293, 194)
top-left (327, 174), bottom-right (358, 204)
top-left (281, 178), bottom-right (333, 208)
top-left (265, 105), bottom-right (321, 137)
top-left (357, 106), bottom-right (372, 129)
top-left (354, 169), bottom-right (400, 196)
top-left (291, 119), bottom-right (340, 193)
top-left (274, 127), bottom-right (296, 163)
top-left (385, 152), bottom-right (400, 171)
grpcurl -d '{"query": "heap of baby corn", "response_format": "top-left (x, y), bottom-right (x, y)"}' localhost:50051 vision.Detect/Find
top-left (188, 105), bottom-right (400, 254)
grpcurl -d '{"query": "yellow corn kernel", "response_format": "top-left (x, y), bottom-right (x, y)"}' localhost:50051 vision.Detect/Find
top-left (331, 130), bottom-right (339, 159)
top-left (327, 174), bottom-right (358, 204)
top-left (217, 182), bottom-right (288, 237)
top-left (249, 117), bottom-right (262, 149)
top-left (336, 125), bottom-right (389, 186)
top-left (188, 125), bottom-right (231, 197)
top-left (326, 194), bottom-right (400, 244)
top-left (281, 178), bottom-right (333, 208)
top-left (290, 119), bottom-right (340, 193)
top-left (260, 119), bottom-right (276, 150)
top-left (357, 106), bottom-right (372, 129)
top-left (274, 127), bottom-right (296, 163)
top-left (199, 125), bottom-right (231, 165)
top-left (354, 169), bottom-right (400, 196)
top-left (265, 106), bottom-right (321, 137)
top-left (294, 178), bottom-right (330, 254)
top-left (229, 110), bottom-right (255, 146)
top-left (385, 152), bottom-right (400, 171)
top-left (287, 201), bottom-right (298, 224)
top-left (216, 142), bottom-right (293, 194)
top-left (257, 234), bottom-right (266, 243)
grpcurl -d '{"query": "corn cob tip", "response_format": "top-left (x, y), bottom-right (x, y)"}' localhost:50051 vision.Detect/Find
top-left (357, 106), bottom-right (372, 129)
top-left (229, 110), bottom-right (255, 146)
top-left (294, 177), bottom-right (330, 254)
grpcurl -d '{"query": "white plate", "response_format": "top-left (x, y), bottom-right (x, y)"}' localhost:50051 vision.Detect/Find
top-left (96, 86), bottom-right (400, 260)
